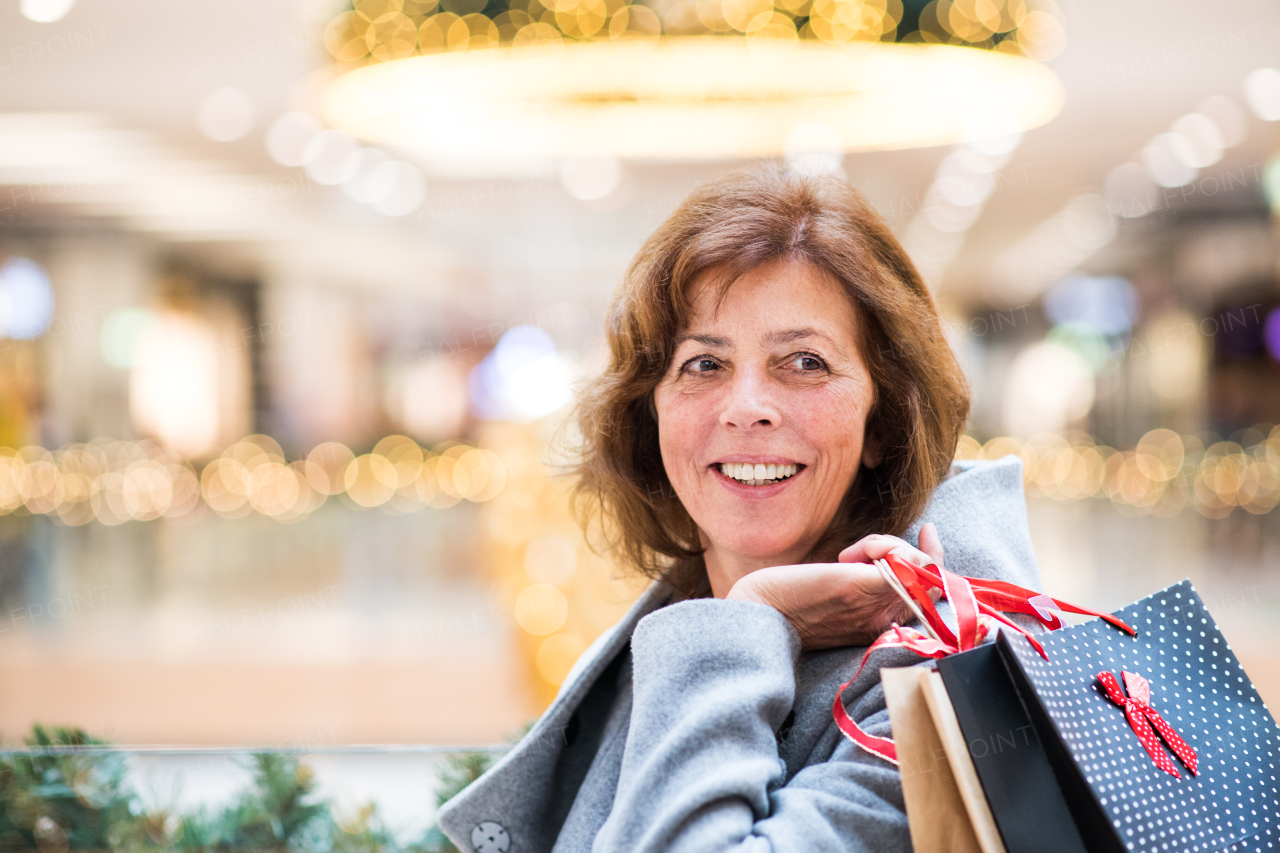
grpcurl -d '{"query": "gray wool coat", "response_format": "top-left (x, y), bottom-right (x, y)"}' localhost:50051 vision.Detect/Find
top-left (439, 457), bottom-right (1044, 853)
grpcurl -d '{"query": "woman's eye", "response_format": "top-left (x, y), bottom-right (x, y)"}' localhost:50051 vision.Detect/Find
top-left (683, 357), bottom-right (719, 373)
top-left (791, 353), bottom-right (826, 372)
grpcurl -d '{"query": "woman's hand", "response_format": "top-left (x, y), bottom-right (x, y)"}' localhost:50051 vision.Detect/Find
top-left (724, 524), bottom-right (945, 650)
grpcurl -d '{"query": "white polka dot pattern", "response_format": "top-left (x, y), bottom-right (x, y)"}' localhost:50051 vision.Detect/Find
top-left (1002, 579), bottom-right (1280, 852)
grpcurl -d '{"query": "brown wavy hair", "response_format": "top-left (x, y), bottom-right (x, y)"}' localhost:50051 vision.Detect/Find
top-left (572, 162), bottom-right (970, 599)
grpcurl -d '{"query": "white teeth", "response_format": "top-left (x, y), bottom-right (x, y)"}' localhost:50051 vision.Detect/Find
top-left (718, 462), bottom-right (800, 485)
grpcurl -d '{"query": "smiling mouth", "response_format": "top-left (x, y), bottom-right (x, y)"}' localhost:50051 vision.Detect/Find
top-left (717, 462), bottom-right (802, 487)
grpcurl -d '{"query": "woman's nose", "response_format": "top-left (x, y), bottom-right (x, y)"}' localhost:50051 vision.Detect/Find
top-left (719, 368), bottom-right (780, 430)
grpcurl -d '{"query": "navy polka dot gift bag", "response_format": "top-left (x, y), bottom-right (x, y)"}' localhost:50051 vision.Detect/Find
top-left (834, 555), bottom-right (1280, 853)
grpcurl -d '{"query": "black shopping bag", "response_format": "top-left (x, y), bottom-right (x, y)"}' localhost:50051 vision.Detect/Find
top-left (936, 579), bottom-right (1280, 853)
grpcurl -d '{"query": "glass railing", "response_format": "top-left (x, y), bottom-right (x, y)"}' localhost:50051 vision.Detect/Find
top-left (0, 729), bottom-right (511, 852)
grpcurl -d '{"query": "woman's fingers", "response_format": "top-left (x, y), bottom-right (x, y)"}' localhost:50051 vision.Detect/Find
top-left (836, 535), bottom-right (892, 564)
top-left (917, 522), bottom-right (945, 570)
top-left (837, 534), bottom-right (907, 565)
top-left (837, 531), bottom-right (940, 569)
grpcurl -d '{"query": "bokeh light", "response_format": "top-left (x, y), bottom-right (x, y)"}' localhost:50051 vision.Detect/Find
top-left (1169, 113), bottom-right (1224, 168)
top-left (321, 0), bottom-right (1059, 62)
top-left (390, 357), bottom-right (469, 443)
top-left (1142, 310), bottom-right (1205, 405)
top-left (304, 130), bottom-right (362, 185)
top-left (340, 148), bottom-right (393, 202)
top-left (368, 161), bottom-right (427, 215)
top-left (1143, 132), bottom-right (1198, 188)
top-left (1196, 95), bottom-right (1246, 147)
top-left (1243, 67), bottom-right (1280, 121)
top-left (514, 583), bottom-right (568, 635)
top-left (20, 0), bottom-right (76, 23)
top-left (525, 535), bottom-right (577, 584)
top-left (470, 325), bottom-right (574, 421)
top-left (129, 312), bottom-right (221, 459)
top-left (961, 426), bottom-right (1280, 519)
top-left (306, 442), bottom-right (357, 495)
top-left (1104, 162), bottom-right (1157, 219)
top-left (1002, 341), bottom-right (1095, 436)
top-left (196, 88), bottom-right (256, 142)
top-left (344, 453), bottom-right (398, 507)
top-left (0, 258), bottom-right (56, 340)
top-left (265, 112), bottom-right (323, 167)
top-left (1043, 275), bottom-right (1138, 338)
top-left (1264, 307), bottom-right (1280, 363)
top-left (536, 632), bottom-right (587, 684)
top-left (100, 309), bottom-right (157, 369)
top-left (1263, 156), bottom-right (1280, 215)
top-left (0, 434), bottom-right (506, 524)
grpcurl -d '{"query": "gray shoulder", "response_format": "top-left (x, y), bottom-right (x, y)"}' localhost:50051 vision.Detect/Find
top-left (906, 454), bottom-right (1043, 591)
top-left (944, 455), bottom-right (1026, 495)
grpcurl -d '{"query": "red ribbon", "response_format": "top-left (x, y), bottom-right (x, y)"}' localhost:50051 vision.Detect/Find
top-left (1096, 670), bottom-right (1198, 778)
top-left (831, 621), bottom-right (984, 763)
top-left (833, 553), bottom-right (1137, 766)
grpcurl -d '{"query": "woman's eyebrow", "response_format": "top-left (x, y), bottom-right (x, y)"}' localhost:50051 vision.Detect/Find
top-left (673, 333), bottom-right (731, 349)
top-left (763, 327), bottom-right (837, 347)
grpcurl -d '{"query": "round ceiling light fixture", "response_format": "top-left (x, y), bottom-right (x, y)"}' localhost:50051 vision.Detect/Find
top-left (322, 37), bottom-right (1064, 174)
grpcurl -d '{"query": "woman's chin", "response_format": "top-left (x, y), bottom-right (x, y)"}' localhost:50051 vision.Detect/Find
top-left (710, 530), bottom-right (808, 565)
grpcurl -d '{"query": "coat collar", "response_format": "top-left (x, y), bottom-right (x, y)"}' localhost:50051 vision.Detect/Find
top-left (437, 578), bottom-right (675, 850)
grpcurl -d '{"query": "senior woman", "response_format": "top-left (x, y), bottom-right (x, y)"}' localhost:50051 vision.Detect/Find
top-left (439, 163), bottom-right (1044, 853)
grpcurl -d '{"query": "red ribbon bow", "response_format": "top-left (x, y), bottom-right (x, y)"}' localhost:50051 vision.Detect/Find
top-left (1096, 670), bottom-right (1198, 778)
top-left (833, 553), bottom-right (1137, 765)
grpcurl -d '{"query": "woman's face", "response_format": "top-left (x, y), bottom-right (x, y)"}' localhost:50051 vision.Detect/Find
top-left (654, 259), bottom-right (879, 578)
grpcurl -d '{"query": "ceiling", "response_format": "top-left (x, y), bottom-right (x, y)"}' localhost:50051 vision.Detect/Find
top-left (0, 0), bottom-right (1277, 315)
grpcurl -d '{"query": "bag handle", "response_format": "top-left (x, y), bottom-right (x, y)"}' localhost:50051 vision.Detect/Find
top-left (832, 552), bottom-right (1136, 765)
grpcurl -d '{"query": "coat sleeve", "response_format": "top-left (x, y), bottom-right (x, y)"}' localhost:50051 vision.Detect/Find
top-left (591, 598), bottom-right (911, 853)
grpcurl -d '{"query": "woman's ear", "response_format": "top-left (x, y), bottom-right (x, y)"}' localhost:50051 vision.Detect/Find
top-left (861, 434), bottom-right (882, 469)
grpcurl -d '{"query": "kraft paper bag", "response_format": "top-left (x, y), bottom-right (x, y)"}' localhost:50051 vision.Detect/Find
top-left (881, 666), bottom-right (1005, 853)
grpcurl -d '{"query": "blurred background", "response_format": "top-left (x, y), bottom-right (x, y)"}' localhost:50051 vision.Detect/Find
top-left (1, 0), bottom-right (1279, 845)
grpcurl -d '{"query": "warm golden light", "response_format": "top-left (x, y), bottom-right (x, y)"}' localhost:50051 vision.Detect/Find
top-left (4, 426), bottom-right (1274, 526)
top-left (0, 435), bottom-right (507, 525)
top-left (129, 313), bottom-right (221, 459)
top-left (514, 583), bottom-right (569, 635)
top-left (958, 426), bottom-right (1280, 519)
top-left (537, 632), bottom-right (587, 684)
top-left (321, 38), bottom-right (1063, 168)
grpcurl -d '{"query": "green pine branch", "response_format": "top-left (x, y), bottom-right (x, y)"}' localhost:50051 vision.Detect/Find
top-left (0, 724), bottom-right (526, 853)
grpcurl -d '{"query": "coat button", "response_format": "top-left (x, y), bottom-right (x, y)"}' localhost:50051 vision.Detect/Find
top-left (471, 821), bottom-right (510, 853)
